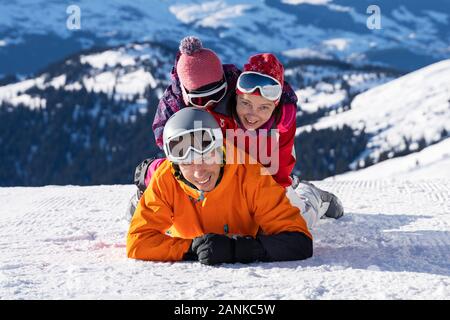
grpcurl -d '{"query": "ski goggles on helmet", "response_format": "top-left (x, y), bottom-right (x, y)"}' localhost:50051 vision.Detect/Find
top-left (163, 128), bottom-right (223, 163)
top-left (181, 79), bottom-right (228, 108)
top-left (236, 71), bottom-right (282, 102)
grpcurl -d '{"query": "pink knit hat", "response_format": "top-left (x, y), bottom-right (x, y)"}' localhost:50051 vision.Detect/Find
top-left (177, 36), bottom-right (224, 91)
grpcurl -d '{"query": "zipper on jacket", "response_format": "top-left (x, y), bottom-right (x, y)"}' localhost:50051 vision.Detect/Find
top-left (197, 190), bottom-right (205, 202)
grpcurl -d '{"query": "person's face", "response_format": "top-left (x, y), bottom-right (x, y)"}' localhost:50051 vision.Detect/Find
top-left (178, 150), bottom-right (222, 192)
top-left (236, 93), bottom-right (276, 130)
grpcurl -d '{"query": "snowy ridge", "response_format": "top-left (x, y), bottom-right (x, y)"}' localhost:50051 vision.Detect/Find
top-left (0, 181), bottom-right (449, 299)
top-left (298, 59), bottom-right (450, 167)
top-left (286, 62), bottom-right (397, 117)
top-left (0, 40), bottom-right (398, 118)
top-left (329, 138), bottom-right (450, 181)
top-left (0, 76), bottom-right (46, 109)
top-left (64, 43), bottom-right (172, 101)
top-left (0, 42), bottom-right (173, 110)
top-left (80, 50), bottom-right (137, 69)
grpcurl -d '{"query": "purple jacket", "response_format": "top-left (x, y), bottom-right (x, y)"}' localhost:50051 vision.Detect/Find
top-left (152, 53), bottom-right (298, 149)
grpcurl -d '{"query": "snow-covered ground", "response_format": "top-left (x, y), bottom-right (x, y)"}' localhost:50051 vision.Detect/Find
top-left (1, 181), bottom-right (449, 299)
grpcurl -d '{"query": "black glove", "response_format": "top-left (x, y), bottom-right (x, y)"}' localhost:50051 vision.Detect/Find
top-left (191, 234), bottom-right (266, 265)
top-left (182, 244), bottom-right (198, 261)
top-left (191, 234), bottom-right (234, 265)
top-left (233, 236), bottom-right (266, 263)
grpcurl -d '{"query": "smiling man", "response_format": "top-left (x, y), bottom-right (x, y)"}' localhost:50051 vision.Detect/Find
top-left (126, 108), bottom-right (313, 265)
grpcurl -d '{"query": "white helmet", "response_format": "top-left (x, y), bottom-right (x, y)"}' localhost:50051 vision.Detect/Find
top-left (163, 108), bottom-right (223, 164)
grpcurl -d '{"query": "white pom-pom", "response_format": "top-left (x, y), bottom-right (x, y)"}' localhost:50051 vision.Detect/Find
top-left (179, 36), bottom-right (203, 55)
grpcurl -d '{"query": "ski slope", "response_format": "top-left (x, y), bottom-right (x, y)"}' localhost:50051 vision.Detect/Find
top-left (1, 181), bottom-right (449, 299)
top-left (330, 138), bottom-right (450, 181)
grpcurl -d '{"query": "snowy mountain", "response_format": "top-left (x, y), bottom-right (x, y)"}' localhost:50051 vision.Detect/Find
top-left (1, 0), bottom-right (450, 74)
top-left (0, 36), bottom-right (448, 185)
top-left (1, 0), bottom-right (449, 186)
top-left (297, 59), bottom-right (450, 174)
top-left (0, 42), bottom-right (174, 110)
top-left (0, 42), bottom-right (176, 186)
top-left (0, 38), bottom-right (404, 186)
top-left (329, 137), bottom-right (450, 180)
top-left (1, 180), bottom-right (449, 299)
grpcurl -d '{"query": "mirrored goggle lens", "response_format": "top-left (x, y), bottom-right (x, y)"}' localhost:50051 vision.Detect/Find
top-left (189, 86), bottom-right (227, 108)
top-left (260, 85), bottom-right (281, 99)
top-left (237, 73), bottom-right (282, 100)
top-left (167, 130), bottom-right (214, 158)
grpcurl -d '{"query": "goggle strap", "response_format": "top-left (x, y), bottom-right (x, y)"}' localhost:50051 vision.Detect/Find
top-left (187, 81), bottom-right (227, 98)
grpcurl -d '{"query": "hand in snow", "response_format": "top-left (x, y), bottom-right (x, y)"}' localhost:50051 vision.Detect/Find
top-left (191, 234), bottom-right (234, 265)
top-left (191, 234), bottom-right (266, 265)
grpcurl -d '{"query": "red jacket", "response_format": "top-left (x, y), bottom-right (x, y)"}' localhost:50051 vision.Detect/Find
top-left (210, 102), bottom-right (297, 187)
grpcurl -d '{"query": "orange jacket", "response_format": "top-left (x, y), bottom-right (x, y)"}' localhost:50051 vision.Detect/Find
top-left (127, 152), bottom-right (311, 262)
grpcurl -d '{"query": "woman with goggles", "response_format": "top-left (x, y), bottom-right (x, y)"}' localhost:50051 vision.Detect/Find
top-left (225, 54), bottom-right (343, 223)
top-left (227, 52), bottom-right (297, 188)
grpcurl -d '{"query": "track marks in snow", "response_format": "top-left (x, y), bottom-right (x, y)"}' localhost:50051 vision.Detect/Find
top-left (0, 182), bottom-right (449, 299)
top-left (42, 232), bottom-right (98, 243)
top-left (311, 180), bottom-right (450, 278)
